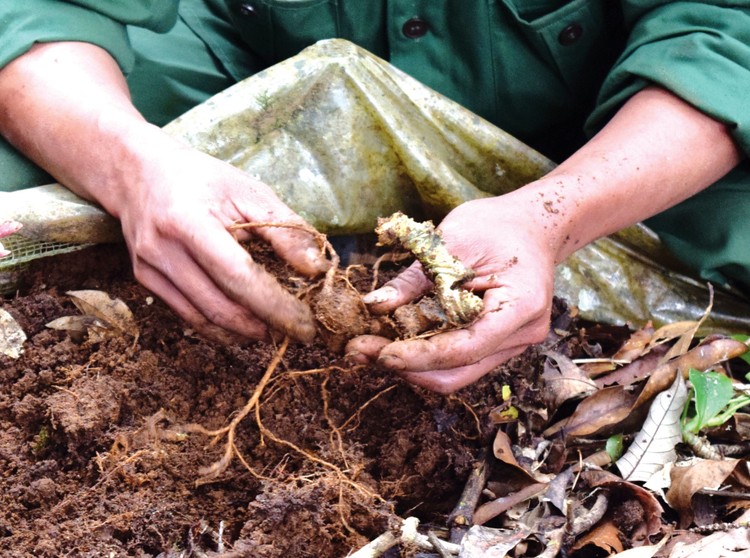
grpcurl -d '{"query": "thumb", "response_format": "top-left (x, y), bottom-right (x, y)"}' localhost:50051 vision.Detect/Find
top-left (362, 262), bottom-right (432, 313)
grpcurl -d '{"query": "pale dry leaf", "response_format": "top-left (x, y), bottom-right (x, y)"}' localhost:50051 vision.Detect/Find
top-left (46, 315), bottom-right (109, 336)
top-left (617, 373), bottom-right (688, 483)
top-left (609, 536), bottom-right (668, 558)
top-left (66, 290), bottom-right (137, 336)
top-left (652, 285), bottom-right (713, 363)
top-left (458, 524), bottom-right (529, 558)
top-left (667, 527), bottom-right (750, 558)
top-left (0, 307), bottom-right (26, 359)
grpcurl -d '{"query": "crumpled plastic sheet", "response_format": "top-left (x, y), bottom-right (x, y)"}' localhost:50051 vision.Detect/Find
top-left (2, 39), bottom-right (749, 333)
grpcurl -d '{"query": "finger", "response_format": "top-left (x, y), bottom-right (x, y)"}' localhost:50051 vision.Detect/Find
top-left (376, 288), bottom-right (551, 371)
top-left (187, 226), bottom-right (318, 343)
top-left (344, 335), bottom-right (391, 363)
top-left (362, 261), bottom-right (433, 314)
top-left (397, 344), bottom-right (529, 394)
top-left (234, 197), bottom-right (329, 277)
top-left (135, 259), bottom-right (267, 343)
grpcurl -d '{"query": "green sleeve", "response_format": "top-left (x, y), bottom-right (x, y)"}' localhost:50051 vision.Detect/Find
top-left (586, 2), bottom-right (750, 155)
top-left (0, 0), bottom-right (179, 73)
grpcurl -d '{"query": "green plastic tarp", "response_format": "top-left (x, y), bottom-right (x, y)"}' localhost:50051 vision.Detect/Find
top-left (2, 39), bottom-right (749, 333)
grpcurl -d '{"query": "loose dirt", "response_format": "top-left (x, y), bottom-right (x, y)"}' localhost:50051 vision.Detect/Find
top-left (0, 240), bottom-right (572, 558)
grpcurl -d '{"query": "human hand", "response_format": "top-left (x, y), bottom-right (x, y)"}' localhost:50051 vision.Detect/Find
top-left (110, 136), bottom-right (328, 344)
top-left (346, 192), bottom-right (562, 393)
top-left (0, 220), bottom-right (22, 258)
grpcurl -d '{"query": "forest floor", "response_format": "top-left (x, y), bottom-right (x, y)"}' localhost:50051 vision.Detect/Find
top-left (1, 240), bottom-right (749, 558)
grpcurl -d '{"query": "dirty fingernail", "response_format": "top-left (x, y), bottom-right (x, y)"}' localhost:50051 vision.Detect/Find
top-left (345, 350), bottom-right (369, 364)
top-left (377, 354), bottom-right (406, 372)
top-left (362, 286), bottom-right (397, 305)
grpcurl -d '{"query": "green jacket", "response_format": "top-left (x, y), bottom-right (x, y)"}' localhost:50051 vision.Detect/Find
top-left (2, 0), bottom-right (750, 289)
top-left (2, 1), bottom-right (749, 160)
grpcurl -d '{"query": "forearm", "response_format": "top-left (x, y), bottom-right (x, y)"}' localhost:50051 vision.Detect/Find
top-left (517, 86), bottom-right (743, 263)
top-left (0, 41), bottom-right (171, 217)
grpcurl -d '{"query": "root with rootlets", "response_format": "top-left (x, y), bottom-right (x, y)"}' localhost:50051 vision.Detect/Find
top-left (180, 337), bottom-right (393, 535)
top-left (229, 214), bottom-right (484, 350)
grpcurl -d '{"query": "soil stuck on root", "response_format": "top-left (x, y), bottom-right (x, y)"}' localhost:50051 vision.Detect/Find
top-left (0, 240), bottom-right (564, 557)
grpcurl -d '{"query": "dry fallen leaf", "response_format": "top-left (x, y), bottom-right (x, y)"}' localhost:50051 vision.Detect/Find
top-left (0, 307), bottom-right (26, 359)
top-left (458, 524), bottom-right (530, 557)
top-left (46, 315), bottom-right (111, 343)
top-left (580, 469), bottom-right (664, 539)
top-left (66, 290), bottom-right (137, 336)
top-left (542, 351), bottom-right (598, 408)
top-left (667, 528), bottom-right (750, 558)
top-left (665, 458), bottom-right (742, 528)
top-left (617, 373), bottom-right (687, 483)
top-left (571, 519), bottom-right (625, 555)
top-left (46, 290), bottom-right (138, 341)
top-left (545, 384), bottom-right (639, 439)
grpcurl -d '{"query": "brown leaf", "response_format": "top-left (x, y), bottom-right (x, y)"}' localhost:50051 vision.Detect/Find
top-left (580, 469), bottom-right (664, 538)
top-left (472, 482), bottom-right (547, 526)
top-left (612, 322), bottom-right (656, 363)
top-left (493, 430), bottom-right (548, 484)
top-left (542, 351), bottom-right (598, 408)
top-left (66, 290), bottom-right (138, 336)
top-left (571, 519), bottom-right (624, 554)
top-left (546, 385), bottom-right (639, 439)
top-left (666, 459), bottom-right (741, 528)
top-left (633, 337), bottom-right (748, 411)
top-left (595, 345), bottom-right (669, 388)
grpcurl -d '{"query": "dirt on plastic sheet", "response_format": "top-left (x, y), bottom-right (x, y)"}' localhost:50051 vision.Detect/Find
top-left (0, 240), bottom-right (561, 558)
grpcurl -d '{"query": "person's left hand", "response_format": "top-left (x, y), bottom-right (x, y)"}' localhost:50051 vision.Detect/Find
top-left (346, 192), bottom-right (560, 393)
top-left (0, 220), bottom-right (22, 259)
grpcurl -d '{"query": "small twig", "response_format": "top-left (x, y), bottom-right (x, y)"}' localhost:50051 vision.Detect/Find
top-left (473, 482), bottom-right (547, 526)
top-left (697, 489), bottom-right (750, 500)
top-left (537, 526), bottom-right (565, 558)
top-left (448, 449), bottom-right (491, 531)
top-left (689, 521), bottom-right (750, 533)
top-left (570, 491), bottom-right (609, 536)
top-left (348, 517), bottom-right (460, 558)
top-left (427, 531), bottom-right (453, 558)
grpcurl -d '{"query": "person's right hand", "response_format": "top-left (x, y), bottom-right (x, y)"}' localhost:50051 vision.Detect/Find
top-left (112, 136), bottom-right (329, 344)
top-left (0, 41), bottom-right (328, 344)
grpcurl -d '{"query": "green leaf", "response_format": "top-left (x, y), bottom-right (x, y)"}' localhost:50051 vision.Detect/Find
top-left (686, 369), bottom-right (734, 433)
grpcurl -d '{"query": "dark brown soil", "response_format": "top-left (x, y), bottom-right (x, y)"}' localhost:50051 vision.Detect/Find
top-left (0, 242), bottom-right (552, 557)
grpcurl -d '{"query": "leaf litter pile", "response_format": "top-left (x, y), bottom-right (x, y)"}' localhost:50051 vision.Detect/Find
top-left (2, 225), bottom-right (750, 557)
